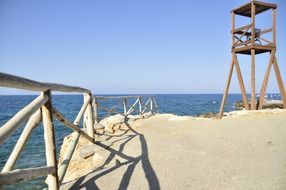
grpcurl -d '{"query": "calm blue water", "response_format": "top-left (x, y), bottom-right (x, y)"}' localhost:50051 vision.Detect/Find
top-left (0, 94), bottom-right (281, 189)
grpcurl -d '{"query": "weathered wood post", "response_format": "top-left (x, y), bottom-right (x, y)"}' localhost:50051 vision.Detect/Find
top-left (83, 112), bottom-right (87, 130)
top-left (92, 97), bottom-right (98, 124)
top-left (56, 93), bottom-right (94, 184)
top-left (57, 132), bottom-right (80, 185)
top-left (138, 97), bottom-right (142, 115)
top-left (123, 98), bottom-right (127, 116)
top-left (150, 97), bottom-right (154, 114)
top-left (83, 94), bottom-right (87, 130)
top-left (42, 90), bottom-right (59, 190)
top-left (153, 97), bottom-right (159, 113)
top-left (84, 93), bottom-right (94, 142)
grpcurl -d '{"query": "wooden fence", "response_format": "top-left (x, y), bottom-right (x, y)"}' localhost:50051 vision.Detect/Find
top-left (93, 95), bottom-right (159, 123)
top-left (0, 72), bottom-right (159, 189)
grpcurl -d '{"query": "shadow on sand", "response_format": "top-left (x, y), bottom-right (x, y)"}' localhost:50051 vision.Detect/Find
top-left (66, 118), bottom-right (161, 190)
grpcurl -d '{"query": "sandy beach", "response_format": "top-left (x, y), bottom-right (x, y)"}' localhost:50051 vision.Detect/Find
top-left (60, 110), bottom-right (286, 190)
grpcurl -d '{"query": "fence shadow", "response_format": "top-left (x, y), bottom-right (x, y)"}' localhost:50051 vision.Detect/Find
top-left (67, 119), bottom-right (160, 190)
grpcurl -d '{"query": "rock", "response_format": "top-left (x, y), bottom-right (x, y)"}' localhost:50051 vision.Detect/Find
top-left (79, 144), bottom-right (102, 159)
top-left (235, 100), bottom-right (283, 109)
top-left (95, 123), bottom-right (105, 130)
top-left (95, 123), bottom-right (105, 135)
top-left (95, 129), bottom-right (105, 135)
top-left (97, 113), bottom-right (154, 134)
top-left (144, 112), bottom-right (154, 119)
top-left (93, 153), bottom-right (104, 165)
top-left (234, 101), bottom-right (244, 109)
top-left (99, 114), bottom-right (125, 133)
top-left (197, 112), bottom-right (217, 118)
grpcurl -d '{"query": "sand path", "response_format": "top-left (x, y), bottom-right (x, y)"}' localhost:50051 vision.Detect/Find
top-left (61, 111), bottom-right (286, 190)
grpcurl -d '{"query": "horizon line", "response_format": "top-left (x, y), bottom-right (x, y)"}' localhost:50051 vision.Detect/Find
top-left (0, 92), bottom-right (282, 96)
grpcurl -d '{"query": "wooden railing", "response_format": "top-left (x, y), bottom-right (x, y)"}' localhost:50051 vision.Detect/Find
top-left (93, 96), bottom-right (159, 123)
top-left (0, 72), bottom-right (159, 189)
top-left (232, 24), bottom-right (274, 48)
top-left (232, 24), bottom-right (253, 48)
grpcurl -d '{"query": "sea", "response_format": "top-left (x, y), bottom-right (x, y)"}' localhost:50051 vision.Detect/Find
top-left (0, 94), bottom-right (281, 189)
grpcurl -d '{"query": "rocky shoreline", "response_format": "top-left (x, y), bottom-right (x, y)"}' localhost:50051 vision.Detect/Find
top-left (58, 112), bottom-right (153, 183)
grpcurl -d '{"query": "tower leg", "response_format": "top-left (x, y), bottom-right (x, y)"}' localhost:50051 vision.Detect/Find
top-left (251, 49), bottom-right (256, 110)
top-left (258, 50), bottom-right (275, 109)
top-left (218, 56), bottom-right (235, 118)
top-left (272, 56), bottom-right (286, 108)
top-left (234, 54), bottom-right (249, 110)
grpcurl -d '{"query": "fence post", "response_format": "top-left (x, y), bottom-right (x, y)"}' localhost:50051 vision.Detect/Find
top-left (83, 94), bottom-right (87, 130)
top-left (84, 93), bottom-right (94, 142)
top-left (123, 98), bottom-right (127, 116)
top-left (83, 112), bottom-right (87, 130)
top-left (152, 97), bottom-right (159, 113)
top-left (138, 97), bottom-right (142, 115)
top-left (57, 132), bottom-right (80, 185)
top-left (42, 90), bottom-right (59, 190)
top-left (150, 97), bottom-right (154, 114)
top-left (92, 97), bottom-right (98, 124)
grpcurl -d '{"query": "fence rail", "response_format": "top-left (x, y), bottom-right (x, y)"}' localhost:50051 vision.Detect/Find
top-left (0, 72), bottom-right (159, 189)
top-left (0, 72), bottom-right (90, 93)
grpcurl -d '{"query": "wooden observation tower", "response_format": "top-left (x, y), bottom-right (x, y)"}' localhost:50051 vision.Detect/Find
top-left (219, 0), bottom-right (286, 118)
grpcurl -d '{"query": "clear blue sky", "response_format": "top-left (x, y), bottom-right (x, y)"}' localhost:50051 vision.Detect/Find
top-left (0, 0), bottom-right (286, 94)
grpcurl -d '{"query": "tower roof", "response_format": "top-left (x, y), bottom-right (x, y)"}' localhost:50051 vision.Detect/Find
top-left (232, 1), bottom-right (277, 17)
